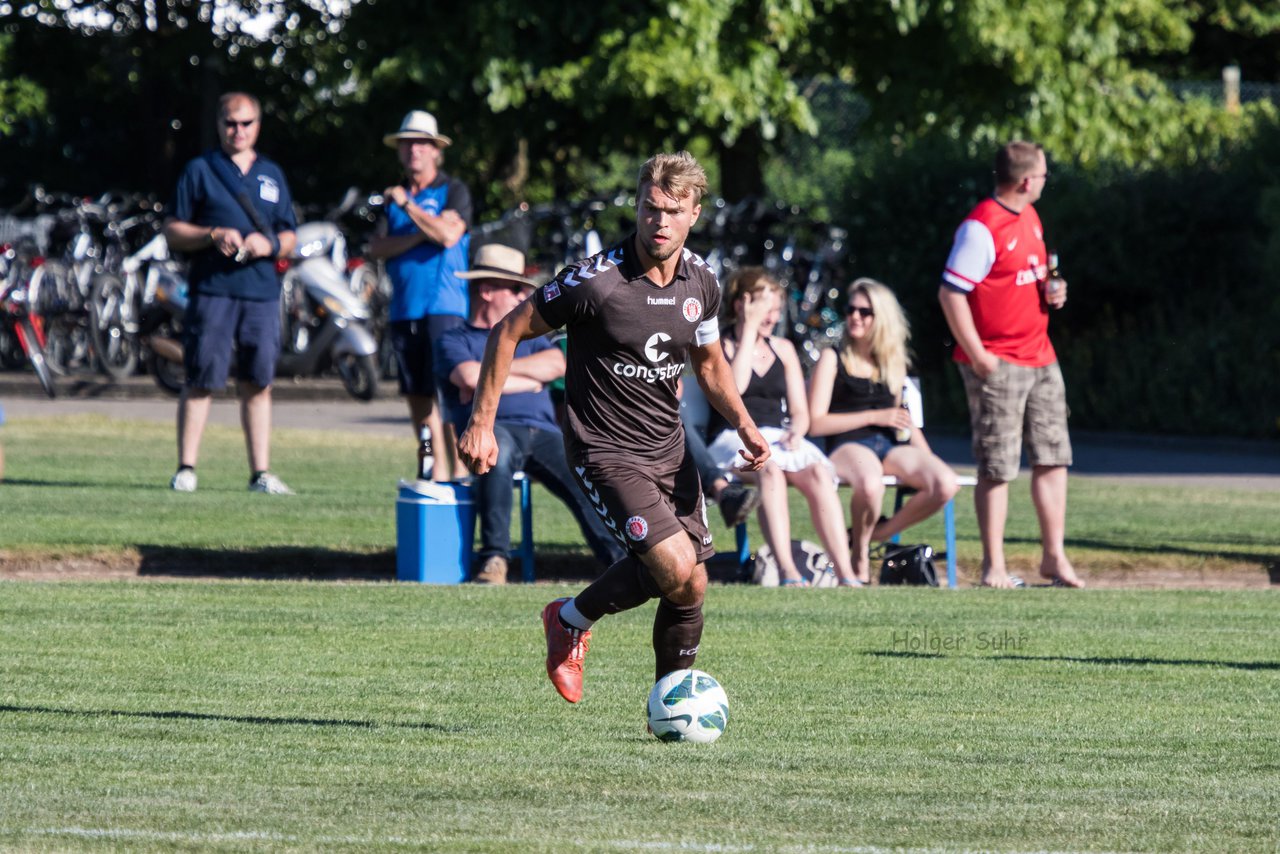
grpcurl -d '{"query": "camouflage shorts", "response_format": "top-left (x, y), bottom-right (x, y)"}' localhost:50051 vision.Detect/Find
top-left (959, 361), bottom-right (1072, 482)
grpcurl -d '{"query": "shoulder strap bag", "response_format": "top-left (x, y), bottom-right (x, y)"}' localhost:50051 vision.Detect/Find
top-left (203, 152), bottom-right (280, 257)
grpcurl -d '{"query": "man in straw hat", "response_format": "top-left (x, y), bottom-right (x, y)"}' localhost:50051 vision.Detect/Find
top-left (436, 243), bottom-right (628, 584)
top-left (368, 110), bottom-right (472, 480)
top-left (459, 152), bottom-right (769, 705)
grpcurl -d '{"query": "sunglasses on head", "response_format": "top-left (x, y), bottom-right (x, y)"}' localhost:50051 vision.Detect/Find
top-left (846, 306), bottom-right (874, 319)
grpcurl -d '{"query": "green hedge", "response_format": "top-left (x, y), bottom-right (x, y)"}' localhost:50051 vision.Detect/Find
top-left (788, 130), bottom-right (1280, 438)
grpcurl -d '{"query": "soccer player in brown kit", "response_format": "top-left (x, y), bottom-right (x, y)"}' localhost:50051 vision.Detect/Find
top-left (458, 152), bottom-right (770, 704)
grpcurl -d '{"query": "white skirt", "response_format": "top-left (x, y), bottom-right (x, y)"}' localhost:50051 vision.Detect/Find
top-left (707, 426), bottom-right (835, 477)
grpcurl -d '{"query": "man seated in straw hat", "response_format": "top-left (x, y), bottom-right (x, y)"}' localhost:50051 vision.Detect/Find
top-left (368, 110), bottom-right (471, 480)
top-left (436, 244), bottom-right (628, 584)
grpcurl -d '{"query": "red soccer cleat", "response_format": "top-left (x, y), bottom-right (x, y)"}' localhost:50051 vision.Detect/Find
top-left (542, 597), bottom-right (591, 703)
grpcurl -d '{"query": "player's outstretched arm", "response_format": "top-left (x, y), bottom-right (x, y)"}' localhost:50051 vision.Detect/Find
top-left (690, 339), bottom-right (770, 472)
top-left (458, 299), bottom-right (554, 474)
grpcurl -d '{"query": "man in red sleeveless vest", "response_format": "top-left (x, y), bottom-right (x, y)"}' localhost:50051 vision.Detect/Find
top-left (939, 140), bottom-right (1084, 589)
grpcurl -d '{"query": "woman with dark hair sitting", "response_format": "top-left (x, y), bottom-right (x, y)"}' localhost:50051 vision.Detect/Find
top-left (706, 267), bottom-right (859, 587)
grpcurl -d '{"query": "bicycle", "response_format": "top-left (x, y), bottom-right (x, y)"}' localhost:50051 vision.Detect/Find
top-left (0, 242), bottom-right (58, 398)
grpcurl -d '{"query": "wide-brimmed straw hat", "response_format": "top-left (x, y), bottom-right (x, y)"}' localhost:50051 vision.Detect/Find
top-left (455, 244), bottom-right (537, 287)
top-left (382, 110), bottom-right (452, 149)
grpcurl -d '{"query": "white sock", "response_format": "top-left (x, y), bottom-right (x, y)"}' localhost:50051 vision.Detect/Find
top-left (559, 598), bottom-right (595, 631)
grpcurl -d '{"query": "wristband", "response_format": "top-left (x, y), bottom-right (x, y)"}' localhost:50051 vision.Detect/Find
top-left (268, 234), bottom-right (281, 257)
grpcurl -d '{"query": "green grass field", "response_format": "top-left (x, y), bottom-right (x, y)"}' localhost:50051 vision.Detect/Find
top-left (0, 415), bottom-right (1278, 850)
top-left (1, 583), bottom-right (1277, 851)
top-left (1, 414), bottom-right (1277, 582)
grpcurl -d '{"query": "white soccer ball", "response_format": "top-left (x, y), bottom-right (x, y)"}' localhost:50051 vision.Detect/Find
top-left (646, 669), bottom-right (729, 743)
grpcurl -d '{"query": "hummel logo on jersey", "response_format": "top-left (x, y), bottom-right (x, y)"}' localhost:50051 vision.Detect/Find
top-left (644, 332), bottom-right (671, 363)
top-left (647, 296), bottom-right (676, 306)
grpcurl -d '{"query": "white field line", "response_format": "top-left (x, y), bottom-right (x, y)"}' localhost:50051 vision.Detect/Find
top-left (11, 828), bottom-right (1110, 854)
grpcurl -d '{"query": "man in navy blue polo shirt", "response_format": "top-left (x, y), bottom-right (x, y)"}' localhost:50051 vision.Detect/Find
top-left (368, 110), bottom-right (472, 482)
top-left (436, 244), bottom-right (626, 584)
top-left (164, 92), bottom-right (298, 495)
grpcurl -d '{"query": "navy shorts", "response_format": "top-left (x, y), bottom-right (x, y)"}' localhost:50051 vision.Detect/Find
top-left (391, 314), bottom-right (465, 396)
top-left (831, 431), bottom-right (900, 461)
top-left (184, 293), bottom-right (281, 390)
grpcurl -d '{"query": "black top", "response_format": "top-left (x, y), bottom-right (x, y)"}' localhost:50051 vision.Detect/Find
top-left (826, 355), bottom-right (899, 448)
top-left (734, 335), bottom-right (788, 430)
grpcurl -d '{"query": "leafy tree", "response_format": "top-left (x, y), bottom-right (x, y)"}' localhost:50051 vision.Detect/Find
top-left (0, 1), bottom-right (352, 200)
top-left (330, 0), bottom-right (821, 209)
top-left (0, 34), bottom-right (45, 140)
top-left (796, 0), bottom-right (1280, 169)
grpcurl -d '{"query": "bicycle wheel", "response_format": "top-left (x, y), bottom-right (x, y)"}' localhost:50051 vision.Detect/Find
top-left (17, 315), bottom-right (57, 398)
top-left (28, 259), bottom-right (84, 376)
top-left (0, 322), bottom-right (27, 369)
top-left (88, 272), bottom-right (139, 380)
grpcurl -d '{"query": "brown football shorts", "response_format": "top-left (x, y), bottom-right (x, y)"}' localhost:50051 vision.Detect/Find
top-left (569, 445), bottom-right (715, 564)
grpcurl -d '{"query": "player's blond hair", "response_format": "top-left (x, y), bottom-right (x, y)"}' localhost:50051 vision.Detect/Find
top-left (838, 277), bottom-right (911, 405)
top-left (636, 151), bottom-right (709, 202)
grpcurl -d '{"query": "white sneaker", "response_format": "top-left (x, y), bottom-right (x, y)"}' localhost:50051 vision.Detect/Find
top-left (248, 472), bottom-right (295, 495)
top-left (170, 469), bottom-right (197, 492)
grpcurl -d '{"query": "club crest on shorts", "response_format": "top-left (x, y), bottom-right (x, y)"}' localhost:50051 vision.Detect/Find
top-left (625, 515), bottom-right (649, 542)
top-left (682, 298), bottom-right (702, 323)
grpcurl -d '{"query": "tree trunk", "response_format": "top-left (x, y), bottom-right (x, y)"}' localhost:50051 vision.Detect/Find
top-left (716, 129), bottom-right (765, 203)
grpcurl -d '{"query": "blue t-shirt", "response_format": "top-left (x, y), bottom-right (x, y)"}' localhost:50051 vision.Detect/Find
top-left (435, 323), bottom-right (560, 434)
top-left (385, 175), bottom-right (473, 321)
top-left (169, 150), bottom-right (297, 301)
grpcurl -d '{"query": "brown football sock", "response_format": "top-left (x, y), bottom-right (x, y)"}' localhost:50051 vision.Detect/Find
top-left (573, 554), bottom-right (660, 621)
top-left (653, 598), bottom-right (704, 681)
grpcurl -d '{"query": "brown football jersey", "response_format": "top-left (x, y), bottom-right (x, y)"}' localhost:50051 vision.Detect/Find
top-left (533, 234), bottom-right (722, 462)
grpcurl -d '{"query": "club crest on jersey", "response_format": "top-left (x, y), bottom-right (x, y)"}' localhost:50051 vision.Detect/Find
top-left (625, 515), bottom-right (649, 542)
top-left (542, 281), bottom-right (561, 302)
top-left (682, 298), bottom-right (703, 323)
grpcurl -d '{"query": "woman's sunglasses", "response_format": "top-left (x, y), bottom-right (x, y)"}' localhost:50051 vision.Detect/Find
top-left (846, 306), bottom-right (874, 319)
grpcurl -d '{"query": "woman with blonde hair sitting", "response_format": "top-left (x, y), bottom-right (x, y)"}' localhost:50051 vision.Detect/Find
top-left (706, 267), bottom-right (860, 586)
top-left (808, 278), bottom-right (959, 584)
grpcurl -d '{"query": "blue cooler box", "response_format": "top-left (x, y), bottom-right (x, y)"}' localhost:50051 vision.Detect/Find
top-left (396, 480), bottom-right (475, 583)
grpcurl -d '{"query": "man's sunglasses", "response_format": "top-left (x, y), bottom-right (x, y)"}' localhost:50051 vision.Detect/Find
top-left (221, 118), bottom-right (258, 129)
top-left (846, 306), bottom-right (874, 319)
top-left (482, 280), bottom-right (532, 295)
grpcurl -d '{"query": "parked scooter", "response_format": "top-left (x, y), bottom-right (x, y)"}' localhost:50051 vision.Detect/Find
top-left (276, 219), bottom-right (380, 401)
top-left (135, 259), bottom-right (188, 395)
top-left (141, 220), bottom-right (380, 401)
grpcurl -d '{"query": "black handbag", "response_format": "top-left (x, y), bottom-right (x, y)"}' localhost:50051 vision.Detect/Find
top-left (878, 543), bottom-right (940, 586)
